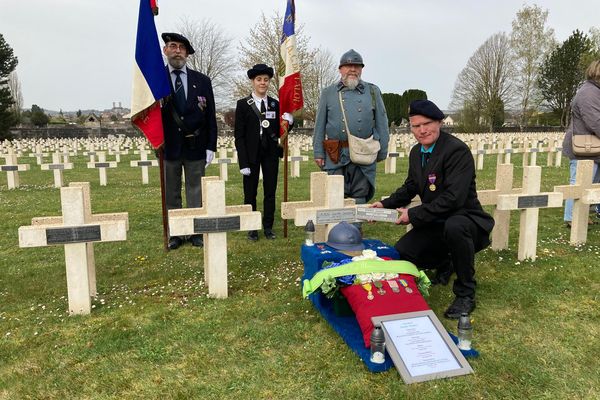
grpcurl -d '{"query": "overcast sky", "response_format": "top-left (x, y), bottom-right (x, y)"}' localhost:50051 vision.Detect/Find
top-left (1, 0), bottom-right (598, 112)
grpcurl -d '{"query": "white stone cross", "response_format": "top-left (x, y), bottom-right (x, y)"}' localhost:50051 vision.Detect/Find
top-left (168, 177), bottom-right (261, 298)
top-left (477, 163), bottom-right (521, 250)
top-left (28, 144), bottom-right (48, 165)
top-left (554, 160), bottom-right (600, 245)
top-left (289, 145), bottom-right (308, 178)
top-left (87, 151), bottom-right (117, 186)
top-left (1, 148), bottom-right (30, 189)
top-left (41, 152), bottom-right (74, 188)
top-left (497, 166), bottom-right (563, 261)
top-left (215, 147), bottom-right (233, 181)
top-left (384, 137), bottom-right (402, 174)
top-left (130, 148), bottom-right (158, 184)
top-left (281, 172), bottom-right (355, 242)
top-left (18, 182), bottom-right (128, 315)
top-left (288, 174), bottom-right (357, 243)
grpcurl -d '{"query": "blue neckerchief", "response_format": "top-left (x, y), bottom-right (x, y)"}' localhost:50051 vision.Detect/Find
top-left (420, 143), bottom-right (436, 167)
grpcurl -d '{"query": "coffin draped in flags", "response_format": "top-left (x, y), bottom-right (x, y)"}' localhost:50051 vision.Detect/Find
top-left (130, 0), bottom-right (170, 149)
top-left (278, 0), bottom-right (304, 137)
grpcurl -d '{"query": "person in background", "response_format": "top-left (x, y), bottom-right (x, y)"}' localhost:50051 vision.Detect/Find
top-left (370, 100), bottom-right (494, 319)
top-left (312, 49), bottom-right (389, 206)
top-left (561, 59), bottom-right (600, 228)
top-left (234, 64), bottom-right (293, 241)
top-left (161, 32), bottom-right (218, 250)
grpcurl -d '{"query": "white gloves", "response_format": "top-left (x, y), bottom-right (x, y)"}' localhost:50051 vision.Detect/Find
top-left (240, 168), bottom-right (251, 176)
top-left (205, 150), bottom-right (214, 166)
top-left (282, 112), bottom-right (294, 124)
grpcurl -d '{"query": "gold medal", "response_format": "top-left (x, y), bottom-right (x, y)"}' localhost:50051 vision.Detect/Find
top-left (362, 283), bottom-right (374, 300)
top-left (429, 184), bottom-right (436, 191)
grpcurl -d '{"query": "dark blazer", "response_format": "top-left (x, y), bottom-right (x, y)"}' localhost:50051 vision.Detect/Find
top-left (162, 66), bottom-right (218, 161)
top-left (381, 131), bottom-right (494, 233)
top-left (234, 96), bottom-right (281, 169)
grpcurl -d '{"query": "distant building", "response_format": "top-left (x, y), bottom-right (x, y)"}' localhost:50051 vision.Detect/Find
top-left (84, 113), bottom-right (101, 128)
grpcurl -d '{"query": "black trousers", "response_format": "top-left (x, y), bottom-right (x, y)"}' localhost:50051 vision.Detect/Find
top-left (394, 215), bottom-right (490, 298)
top-left (243, 148), bottom-right (279, 230)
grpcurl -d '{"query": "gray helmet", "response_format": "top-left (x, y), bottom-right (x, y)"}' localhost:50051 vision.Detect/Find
top-left (326, 222), bottom-right (365, 251)
top-left (339, 49), bottom-right (364, 68)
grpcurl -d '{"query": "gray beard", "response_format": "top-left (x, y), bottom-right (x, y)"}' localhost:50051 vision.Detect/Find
top-left (168, 57), bottom-right (186, 69)
top-left (343, 77), bottom-right (360, 90)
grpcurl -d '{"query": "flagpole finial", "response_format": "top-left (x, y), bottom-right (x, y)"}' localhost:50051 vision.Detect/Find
top-left (151, 0), bottom-right (159, 15)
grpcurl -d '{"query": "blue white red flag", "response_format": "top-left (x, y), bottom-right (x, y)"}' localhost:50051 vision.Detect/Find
top-left (279, 0), bottom-right (304, 136)
top-left (130, 0), bottom-right (170, 148)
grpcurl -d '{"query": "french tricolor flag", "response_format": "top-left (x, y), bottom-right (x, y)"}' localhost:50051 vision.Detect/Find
top-left (130, 0), bottom-right (170, 149)
top-left (278, 0), bottom-right (304, 136)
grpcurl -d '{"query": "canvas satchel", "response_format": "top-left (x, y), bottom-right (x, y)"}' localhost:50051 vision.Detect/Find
top-left (572, 132), bottom-right (600, 156)
top-left (338, 91), bottom-right (380, 165)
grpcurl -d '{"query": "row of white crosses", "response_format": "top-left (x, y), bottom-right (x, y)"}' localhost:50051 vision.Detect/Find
top-left (18, 175), bottom-right (262, 314)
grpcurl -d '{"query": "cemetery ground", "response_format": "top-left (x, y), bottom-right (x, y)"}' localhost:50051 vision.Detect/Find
top-left (0, 151), bottom-right (598, 399)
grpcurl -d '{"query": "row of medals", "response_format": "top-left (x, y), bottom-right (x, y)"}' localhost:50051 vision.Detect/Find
top-left (361, 279), bottom-right (413, 301)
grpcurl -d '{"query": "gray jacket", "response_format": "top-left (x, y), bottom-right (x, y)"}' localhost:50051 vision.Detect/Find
top-left (562, 79), bottom-right (600, 161)
top-left (313, 80), bottom-right (389, 168)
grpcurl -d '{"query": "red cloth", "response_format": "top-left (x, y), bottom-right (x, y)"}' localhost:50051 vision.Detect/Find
top-left (340, 275), bottom-right (430, 348)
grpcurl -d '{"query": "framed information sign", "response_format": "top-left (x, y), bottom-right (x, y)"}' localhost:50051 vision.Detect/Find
top-left (372, 310), bottom-right (473, 383)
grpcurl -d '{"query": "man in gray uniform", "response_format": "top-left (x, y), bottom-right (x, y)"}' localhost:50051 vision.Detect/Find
top-left (313, 49), bottom-right (389, 204)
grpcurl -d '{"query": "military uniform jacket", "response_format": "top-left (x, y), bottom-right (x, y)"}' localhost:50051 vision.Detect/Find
top-left (161, 66), bottom-right (218, 161)
top-left (313, 80), bottom-right (389, 170)
top-left (380, 131), bottom-right (494, 233)
top-left (234, 96), bottom-right (281, 169)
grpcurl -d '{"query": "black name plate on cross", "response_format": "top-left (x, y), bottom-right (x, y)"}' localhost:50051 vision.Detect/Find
top-left (517, 195), bottom-right (549, 208)
top-left (137, 161), bottom-right (153, 167)
top-left (46, 225), bottom-right (102, 244)
top-left (193, 216), bottom-right (241, 233)
top-left (95, 163), bottom-right (110, 168)
top-left (1, 165), bottom-right (18, 171)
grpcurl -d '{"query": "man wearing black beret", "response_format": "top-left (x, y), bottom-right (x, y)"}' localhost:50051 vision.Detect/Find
top-left (160, 32), bottom-right (218, 250)
top-left (371, 99), bottom-right (494, 318)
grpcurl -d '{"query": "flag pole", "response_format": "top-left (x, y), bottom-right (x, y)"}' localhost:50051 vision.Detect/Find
top-left (282, 123), bottom-right (289, 238)
top-left (158, 146), bottom-right (169, 251)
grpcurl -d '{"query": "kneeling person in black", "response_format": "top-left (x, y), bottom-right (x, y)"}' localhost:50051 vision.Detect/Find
top-left (370, 100), bottom-right (494, 319)
top-left (234, 64), bottom-right (293, 240)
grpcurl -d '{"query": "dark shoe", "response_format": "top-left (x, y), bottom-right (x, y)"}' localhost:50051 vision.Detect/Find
top-left (247, 230), bottom-right (259, 241)
top-left (189, 234), bottom-right (203, 247)
top-left (444, 296), bottom-right (476, 319)
top-left (264, 229), bottom-right (276, 240)
top-left (168, 236), bottom-right (183, 250)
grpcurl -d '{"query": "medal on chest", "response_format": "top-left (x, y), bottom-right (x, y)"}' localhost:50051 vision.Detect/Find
top-left (261, 119), bottom-right (270, 128)
top-left (428, 173), bottom-right (437, 192)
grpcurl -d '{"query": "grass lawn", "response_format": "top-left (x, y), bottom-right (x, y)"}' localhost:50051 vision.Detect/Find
top-left (0, 143), bottom-right (598, 399)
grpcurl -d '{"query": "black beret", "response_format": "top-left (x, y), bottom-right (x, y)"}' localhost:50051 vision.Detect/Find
top-left (247, 64), bottom-right (274, 79)
top-left (161, 32), bottom-right (195, 54)
top-left (408, 99), bottom-right (445, 121)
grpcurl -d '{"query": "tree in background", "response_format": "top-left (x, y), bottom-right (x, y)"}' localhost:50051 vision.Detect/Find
top-left (381, 92), bottom-right (402, 126)
top-left (0, 33), bottom-right (18, 139)
top-left (233, 11), bottom-right (337, 123)
top-left (509, 4), bottom-right (555, 129)
top-left (30, 104), bottom-right (49, 127)
top-left (451, 33), bottom-right (515, 132)
top-left (455, 99), bottom-right (485, 133)
top-left (538, 30), bottom-right (593, 127)
top-left (383, 89), bottom-right (428, 128)
top-left (176, 17), bottom-right (236, 105)
top-left (8, 71), bottom-right (23, 124)
top-left (400, 89), bottom-right (428, 122)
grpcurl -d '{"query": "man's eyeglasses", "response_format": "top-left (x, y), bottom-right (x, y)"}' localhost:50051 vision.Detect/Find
top-left (166, 43), bottom-right (187, 52)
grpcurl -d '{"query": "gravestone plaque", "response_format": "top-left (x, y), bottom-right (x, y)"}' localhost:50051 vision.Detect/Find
top-left (388, 152), bottom-right (400, 157)
top-left (316, 208), bottom-right (356, 224)
top-left (291, 156), bottom-right (305, 162)
top-left (1, 165), bottom-right (18, 171)
top-left (94, 163), bottom-right (110, 168)
top-left (356, 206), bottom-right (399, 222)
top-left (49, 165), bottom-right (65, 170)
top-left (138, 161), bottom-right (153, 167)
top-left (46, 225), bottom-right (102, 244)
top-left (517, 195), bottom-right (549, 208)
top-left (194, 216), bottom-right (241, 233)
